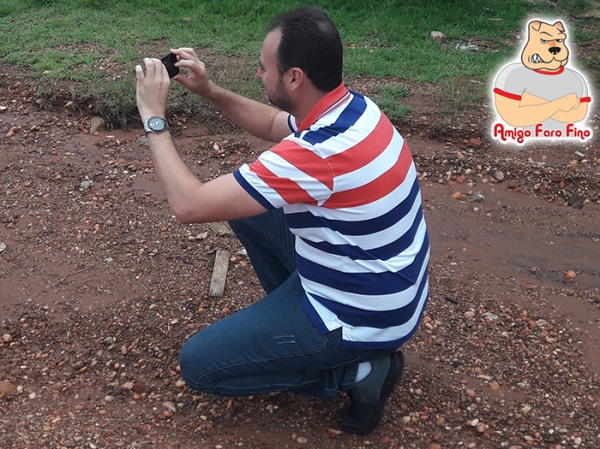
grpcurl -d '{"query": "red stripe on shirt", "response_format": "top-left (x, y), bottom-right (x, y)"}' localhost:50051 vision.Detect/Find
top-left (494, 87), bottom-right (522, 101)
top-left (272, 113), bottom-right (395, 187)
top-left (581, 97), bottom-right (591, 103)
top-left (323, 141), bottom-right (414, 209)
top-left (269, 140), bottom-right (334, 190)
top-left (250, 159), bottom-right (319, 206)
top-left (327, 113), bottom-right (395, 175)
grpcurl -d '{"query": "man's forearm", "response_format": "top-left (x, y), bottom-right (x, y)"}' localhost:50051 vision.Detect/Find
top-left (146, 132), bottom-right (204, 221)
top-left (202, 81), bottom-right (289, 142)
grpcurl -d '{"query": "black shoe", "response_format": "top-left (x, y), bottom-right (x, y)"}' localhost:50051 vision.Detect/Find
top-left (336, 351), bottom-right (404, 435)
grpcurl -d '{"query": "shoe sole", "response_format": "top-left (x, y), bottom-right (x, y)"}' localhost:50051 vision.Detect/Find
top-left (336, 350), bottom-right (405, 435)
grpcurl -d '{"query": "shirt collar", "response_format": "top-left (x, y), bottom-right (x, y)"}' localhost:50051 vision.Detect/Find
top-left (297, 83), bottom-right (350, 131)
top-left (534, 66), bottom-right (565, 75)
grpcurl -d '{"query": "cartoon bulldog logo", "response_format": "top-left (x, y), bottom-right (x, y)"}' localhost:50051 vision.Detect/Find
top-left (491, 19), bottom-right (593, 145)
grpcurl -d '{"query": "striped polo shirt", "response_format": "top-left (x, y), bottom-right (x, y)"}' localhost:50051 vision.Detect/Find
top-left (234, 84), bottom-right (430, 350)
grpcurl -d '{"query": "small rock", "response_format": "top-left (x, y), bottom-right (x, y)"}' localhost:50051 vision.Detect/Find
top-left (565, 270), bottom-right (576, 281)
top-left (71, 361), bottom-right (84, 370)
top-left (427, 444), bottom-right (442, 449)
top-left (137, 136), bottom-right (149, 147)
top-left (104, 336), bottom-right (116, 345)
top-left (80, 180), bottom-right (91, 190)
top-left (468, 191), bottom-right (485, 203)
top-left (296, 437), bottom-right (308, 444)
top-left (468, 137), bottom-right (483, 148)
top-left (483, 312), bottom-right (498, 320)
top-left (132, 382), bottom-right (149, 394)
top-left (90, 117), bottom-right (106, 134)
top-left (209, 222), bottom-right (231, 236)
top-left (163, 401), bottom-right (177, 413)
top-left (567, 194), bottom-right (584, 209)
top-left (327, 428), bottom-right (341, 436)
top-left (0, 242), bottom-right (6, 253)
top-left (2, 333), bottom-right (12, 342)
top-left (464, 311), bottom-right (475, 319)
top-left (452, 191), bottom-right (463, 199)
top-left (104, 395), bottom-right (115, 402)
top-left (430, 31), bottom-right (446, 42)
top-left (495, 171), bottom-right (505, 181)
top-left (0, 381), bottom-right (16, 394)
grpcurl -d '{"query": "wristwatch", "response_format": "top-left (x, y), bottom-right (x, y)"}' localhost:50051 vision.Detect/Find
top-left (143, 116), bottom-right (169, 134)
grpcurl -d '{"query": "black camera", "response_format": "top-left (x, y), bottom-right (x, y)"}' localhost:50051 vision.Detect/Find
top-left (160, 53), bottom-right (180, 78)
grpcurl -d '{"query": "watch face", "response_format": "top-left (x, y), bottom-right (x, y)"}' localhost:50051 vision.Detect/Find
top-left (148, 116), bottom-right (167, 132)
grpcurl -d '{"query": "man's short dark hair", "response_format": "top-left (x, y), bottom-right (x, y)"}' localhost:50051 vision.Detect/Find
top-left (268, 6), bottom-right (343, 93)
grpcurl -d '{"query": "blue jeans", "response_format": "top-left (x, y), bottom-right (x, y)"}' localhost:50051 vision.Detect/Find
top-left (179, 209), bottom-right (392, 400)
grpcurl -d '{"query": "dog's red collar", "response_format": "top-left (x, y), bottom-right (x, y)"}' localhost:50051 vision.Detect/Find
top-left (534, 66), bottom-right (565, 75)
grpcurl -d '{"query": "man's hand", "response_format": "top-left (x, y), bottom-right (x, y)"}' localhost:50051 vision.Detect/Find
top-left (170, 48), bottom-right (213, 97)
top-left (135, 58), bottom-right (171, 122)
top-left (165, 47), bottom-right (291, 143)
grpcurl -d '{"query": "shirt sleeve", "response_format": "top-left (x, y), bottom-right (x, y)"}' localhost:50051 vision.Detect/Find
top-left (494, 64), bottom-right (529, 101)
top-left (234, 138), bottom-right (334, 209)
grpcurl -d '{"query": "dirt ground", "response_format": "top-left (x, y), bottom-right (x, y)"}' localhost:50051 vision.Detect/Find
top-left (1, 63), bottom-right (599, 449)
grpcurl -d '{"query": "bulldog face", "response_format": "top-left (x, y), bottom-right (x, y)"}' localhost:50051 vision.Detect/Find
top-left (521, 20), bottom-right (569, 71)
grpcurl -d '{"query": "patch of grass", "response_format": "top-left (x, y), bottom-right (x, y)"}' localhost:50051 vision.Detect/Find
top-left (373, 85), bottom-right (412, 123)
top-left (0, 0), bottom-right (597, 127)
top-left (562, 0), bottom-right (599, 16)
top-left (438, 76), bottom-right (488, 114)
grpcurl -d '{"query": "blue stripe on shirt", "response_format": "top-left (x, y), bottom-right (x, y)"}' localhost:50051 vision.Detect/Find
top-left (300, 208), bottom-right (424, 261)
top-left (233, 171), bottom-right (276, 210)
top-left (310, 268), bottom-right (428, 329)
top-left (286, 176), bottom-right (421, 235)
top-left (298, 232), bottom-right (430, 295)
top-left (302, 287), bottom-right (430, 351)
top-left (297, 92), bottom-right (367, 145)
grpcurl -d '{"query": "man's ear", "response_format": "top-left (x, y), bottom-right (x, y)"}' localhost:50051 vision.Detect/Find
top-left (286, 67), bottom-right (305, 90)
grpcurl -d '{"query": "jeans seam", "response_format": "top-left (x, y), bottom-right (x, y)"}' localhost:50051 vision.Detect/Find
top-left (189, 344), bottom-right (363, 393)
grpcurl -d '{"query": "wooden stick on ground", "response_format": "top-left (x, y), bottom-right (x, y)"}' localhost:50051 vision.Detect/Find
top-left (208, 249), bottom-right (230, 297)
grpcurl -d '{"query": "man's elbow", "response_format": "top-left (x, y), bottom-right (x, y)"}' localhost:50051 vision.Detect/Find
top-left (169, 201), bottom-right (199, 224)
